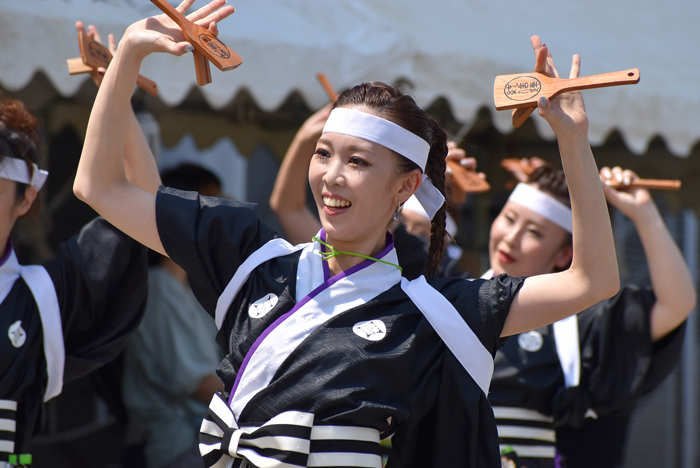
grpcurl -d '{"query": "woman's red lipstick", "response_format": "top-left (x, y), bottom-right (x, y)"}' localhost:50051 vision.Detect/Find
top-left (498, 250), bottom-right (516, 264)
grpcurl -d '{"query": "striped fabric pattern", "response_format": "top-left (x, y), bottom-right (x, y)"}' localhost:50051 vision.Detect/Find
top-left (494, 406), bottom-right (556, 459)
top-left (200, 393), bottom-right (382, 468)
top-left (0, 400), bottom-right (17, 462)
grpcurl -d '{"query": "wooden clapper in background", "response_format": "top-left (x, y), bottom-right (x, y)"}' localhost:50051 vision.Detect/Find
top-left (500, 158), bottom-right (681, 191)
top-left (67, 32), bottom-right (159, 95)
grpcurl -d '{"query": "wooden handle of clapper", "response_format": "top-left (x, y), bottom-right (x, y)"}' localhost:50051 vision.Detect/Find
top-left (67, 57), bottom-right (94, 75)
top-left (150, 0), bottom-right (187, 30)
top-left (607, 179), bottom-right (681, 191)
top-left (317, 73), bottom-right (338, 102)
top-left (193, 50), bottom-right (212, 86)
top-left (512, 107), bottom-right (535, 128)
top-left (549, 69), bottom-right (640, 98)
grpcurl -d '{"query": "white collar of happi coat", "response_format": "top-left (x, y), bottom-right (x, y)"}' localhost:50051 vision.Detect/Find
top-left (0, 242), bottom-right (20, 305)
top-left (221, 230), bottom-right (402, 420)
top-left (0, 241), bottom-right (65, 401)
top-left (481, 267), bottom-right (580, 388)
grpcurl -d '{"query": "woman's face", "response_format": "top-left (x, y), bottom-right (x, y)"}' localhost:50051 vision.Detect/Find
top-left (308, 121), bottom-right (419, 250)
top-left (489, 199), bottom-right (572, 278)
top-left (0, 177), bottom-right (36, 245)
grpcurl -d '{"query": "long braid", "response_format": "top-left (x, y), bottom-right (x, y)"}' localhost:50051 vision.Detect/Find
top-left (423, 117), bottom-right (448, 277)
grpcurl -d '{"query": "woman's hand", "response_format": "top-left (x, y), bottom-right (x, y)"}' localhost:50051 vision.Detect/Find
top-left (502, 157), bottom-right (548, 183)
top-left (600, 166), bottom-right (654, 223)
top-left (445, 142), bottom-right (486, 178)
top-left (121, 0), bottom-right (235, 60)
top-left (529, 36), bottom-right (589, 137)
top-left (297, 105), bottom-right (332, 146)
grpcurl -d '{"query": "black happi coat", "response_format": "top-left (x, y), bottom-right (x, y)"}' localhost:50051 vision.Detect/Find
top-left (491, 287), bottom-right (685, 422)
top-left (489, 284), bottom-right (685, 465)
top-left (156, 187), bottom-right (525, 468)
top-left (0, 218), bottom-right (147, 456)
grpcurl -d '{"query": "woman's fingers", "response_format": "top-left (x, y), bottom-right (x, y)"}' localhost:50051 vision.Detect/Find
top-left (188, 0), bottom-right (227, 22)
top-left (176, 0), bottom-right (198, 15)
top-left (622, 169), bottom-right (638, 186)
top-left (537, 96), bottom-right (550, 117)
top-left (195, 4), bottom-right (236, 30)
top-left (154, 36), bottom-right (194, 56)
top-left (88, 24), bottom-right (102, 44)
top-left (611, 166), bottom-right (624, 184)
top-left (534, 43), bottom-right (548, 74)
top-left (569, 54), bottom-right (581, 79)
top-left (545, 46), bottom-right (559, 79)
top-left (108, 34), bottom-right (117, 55)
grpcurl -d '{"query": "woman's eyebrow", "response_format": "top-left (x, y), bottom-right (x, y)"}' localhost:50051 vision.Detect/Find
top-left (317, 137), bottom-right (374, 156)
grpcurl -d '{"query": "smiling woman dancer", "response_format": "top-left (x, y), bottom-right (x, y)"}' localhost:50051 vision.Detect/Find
top-left (73, 1), bottom-right (619, 467)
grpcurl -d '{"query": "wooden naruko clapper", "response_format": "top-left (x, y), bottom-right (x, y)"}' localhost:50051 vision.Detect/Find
top-left (494, 69), bottom-right (640, 127)
top-left (151, 0), bottom-right (242, 86)
top-left (66, 32), bottom-right (159, 95)
top-left (499, 158), bottom-right (680, 191)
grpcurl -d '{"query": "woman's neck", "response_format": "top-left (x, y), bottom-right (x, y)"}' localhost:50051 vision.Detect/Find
top-left (323, 231), bottom-right (389, 277)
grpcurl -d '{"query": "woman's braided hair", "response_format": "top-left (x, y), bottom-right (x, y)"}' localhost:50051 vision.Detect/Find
top-left (333, 82), bottom-right (449, 277)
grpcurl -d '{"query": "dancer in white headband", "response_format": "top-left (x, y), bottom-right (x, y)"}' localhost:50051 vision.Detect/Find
top-left (0, 87), bottom-right (151, 465)
top-left (486, 155), bottom-right (693, 467)
top-left (482, 38), bottom-right (694, 468)
top-left (74, 2), bottom-right (619, 466)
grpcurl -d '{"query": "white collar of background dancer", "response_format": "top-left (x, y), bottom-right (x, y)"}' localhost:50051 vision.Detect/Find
top-left (0, 157), bottom-right (47, 190)
top-left (508, 183), bottom-right (572, 233)
top-left (322, 107), bottom-right (445, 219)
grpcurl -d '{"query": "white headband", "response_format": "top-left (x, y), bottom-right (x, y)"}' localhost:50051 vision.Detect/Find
top-left (322, 107), bottom-right (445, 219)
top-left (402, 194), bottom-right (458, 237)
top-left (508, 183), bottom-right (572, 233)
top-left (0, 157), bottom-right (48, 190)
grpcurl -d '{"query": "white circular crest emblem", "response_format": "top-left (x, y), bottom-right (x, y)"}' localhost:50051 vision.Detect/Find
top-left (248, 293), bottom-right (279, 319)
top-left (352, 320), bottom-right (387, 341)
top-left (518, 330), bottom-right (543, 352)
top-left (8, 320), bottom-right (26, 348)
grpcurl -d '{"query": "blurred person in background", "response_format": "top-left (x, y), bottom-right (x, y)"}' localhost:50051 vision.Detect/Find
top-left (122, 163), bottom-right (224, 468)
top-left (488, 160), bottom-right (693, 468)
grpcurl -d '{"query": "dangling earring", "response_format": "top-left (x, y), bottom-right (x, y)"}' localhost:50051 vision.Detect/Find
top-left (392, 202), bottom-right (401, 221)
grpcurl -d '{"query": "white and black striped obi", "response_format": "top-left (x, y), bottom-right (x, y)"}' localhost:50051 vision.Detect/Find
top-left (155, 187), bottom-right (526, 468)
top-left (0, 218), bottom-right (148, 462)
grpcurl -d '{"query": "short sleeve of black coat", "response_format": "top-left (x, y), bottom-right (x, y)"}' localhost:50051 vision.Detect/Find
top-left (155, 186), bottom-right (278, 317)
top-left (571, 285), bottom-right (685, 417)
top-left (43, 217), bottom-right (148, 383)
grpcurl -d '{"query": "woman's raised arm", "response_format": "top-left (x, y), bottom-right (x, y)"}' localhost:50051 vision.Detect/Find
top-left (76, 21), bottom-right (163, 196)
top-left (73, 0), bottom-right (234, 255)
top-left (600, 167), bottom-right (696, 341)
top-left (269, 106), bottom-right (330, 244)
top-left (501, 41), bottom-right (620, 337)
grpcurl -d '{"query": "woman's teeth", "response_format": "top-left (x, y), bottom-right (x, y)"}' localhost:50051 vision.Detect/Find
top-left (323, 197), bottom-right (351, 208)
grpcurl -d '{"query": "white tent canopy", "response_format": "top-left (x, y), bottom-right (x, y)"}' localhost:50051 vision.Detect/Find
top-left (1, 0), bottom-right (698, 155)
